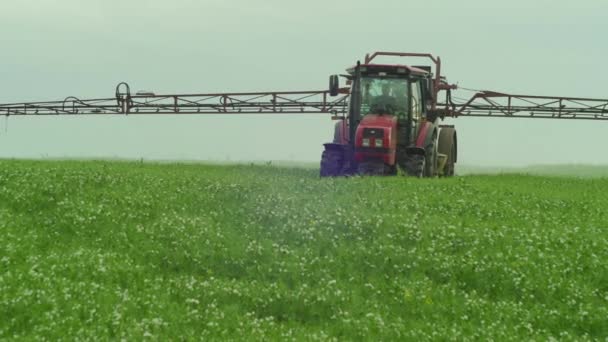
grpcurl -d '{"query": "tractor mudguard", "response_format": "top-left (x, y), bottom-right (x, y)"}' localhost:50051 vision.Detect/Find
top-left (415, 121), bottom-right (437, 149)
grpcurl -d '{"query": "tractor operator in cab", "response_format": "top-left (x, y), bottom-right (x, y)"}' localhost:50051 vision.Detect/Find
top-left (371, 83), bottom-right (398, 114)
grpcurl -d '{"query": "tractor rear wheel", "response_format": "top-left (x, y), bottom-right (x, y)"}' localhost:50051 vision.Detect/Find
top-left (438, 127), bottom-right (457, 177)
top-left (443, 141), bottom-right (456, 176)
top-left (402, 154), bottom-right (425, 178)
top-left (320, 149), bottom-right (344, 177)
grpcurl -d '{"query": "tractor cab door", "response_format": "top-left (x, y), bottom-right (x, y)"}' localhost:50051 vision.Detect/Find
top-left (408, 79), bottom-right (423, 144)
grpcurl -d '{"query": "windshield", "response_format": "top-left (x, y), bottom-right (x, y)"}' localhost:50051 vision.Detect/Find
top-left (360, 77), bottom-right (409, 117)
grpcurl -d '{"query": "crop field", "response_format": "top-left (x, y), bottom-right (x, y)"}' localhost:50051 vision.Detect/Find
top-left (1, 160), bottom-right (607, 340)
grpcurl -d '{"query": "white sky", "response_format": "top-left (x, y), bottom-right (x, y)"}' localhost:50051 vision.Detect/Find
top-left (1, 0), bottom-right (607, 166)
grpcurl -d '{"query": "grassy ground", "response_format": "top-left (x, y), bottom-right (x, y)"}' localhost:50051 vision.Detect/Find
top-left (458, 164), bottom-right (608, 178)
top-left (0, 160), bottom-right (607, 340)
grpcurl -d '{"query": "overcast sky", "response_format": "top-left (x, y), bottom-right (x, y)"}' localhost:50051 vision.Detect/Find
top-left (1, 0), bottom-right (607, 166)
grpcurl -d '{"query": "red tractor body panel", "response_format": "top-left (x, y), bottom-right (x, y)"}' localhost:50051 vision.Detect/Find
top-left (415, 121), bottom-right (433, 148)
top-left (354, 115), bottom-right (398, 165)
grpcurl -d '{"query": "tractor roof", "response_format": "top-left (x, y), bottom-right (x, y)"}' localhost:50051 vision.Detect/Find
top-left (346, 64), bottom-right (430, 77)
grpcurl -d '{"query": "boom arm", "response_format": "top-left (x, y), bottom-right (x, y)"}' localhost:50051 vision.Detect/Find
top-left (1, 82), bottom-right (608, 121)
top-left (438, 91), bottom-right (608, 120)
top-left (0, 83), bottom-right (349, 116)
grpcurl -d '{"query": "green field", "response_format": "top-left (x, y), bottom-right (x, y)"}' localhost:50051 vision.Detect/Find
top-left (1, 160), bottom-right (607, 340)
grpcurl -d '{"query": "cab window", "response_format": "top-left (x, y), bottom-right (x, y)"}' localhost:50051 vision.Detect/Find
top-left (411, 80), bottom-right (422, 120)
top-left (360, 77), bottom-right (409, 117)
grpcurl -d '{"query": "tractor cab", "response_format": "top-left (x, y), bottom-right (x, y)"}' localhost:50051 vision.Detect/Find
top-left (345, 64), bottom-right (431, 174)
top-left (342, 63), bottom-right (432, 141)
top-left (355, 65), bottom-right (427, 119)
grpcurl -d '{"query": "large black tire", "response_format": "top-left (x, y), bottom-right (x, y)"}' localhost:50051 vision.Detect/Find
top-left (438, 127), bottom-right (457, 177)
top-left (443, 142), bottom-right (456, 177)
top-left (320, 149), bottom-right (344, 177)
top-left (424, 131), bottom-right (438, 177)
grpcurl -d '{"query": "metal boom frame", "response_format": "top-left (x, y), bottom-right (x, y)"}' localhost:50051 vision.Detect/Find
top-left (0, 83), bottom-right (349, 116)
top-left (442, 90), bottom-right (608, 120)
top-left (1, 82), bottom-right (608, 121)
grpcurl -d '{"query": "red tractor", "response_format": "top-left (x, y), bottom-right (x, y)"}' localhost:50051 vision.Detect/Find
top-left (321, 52), bottom-right (457, 177)
top-left (1, 51), bottom-right (607, 172)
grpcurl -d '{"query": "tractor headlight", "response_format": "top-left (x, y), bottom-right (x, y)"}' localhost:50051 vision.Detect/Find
top-left (375, 139), bottom-right (383, 148)
top-left (362, 138), bottom-right (370, 147)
